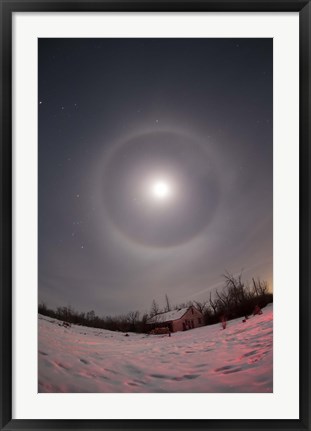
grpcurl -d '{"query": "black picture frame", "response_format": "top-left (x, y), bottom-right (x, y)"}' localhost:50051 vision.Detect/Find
top-left (1, 1), bottom-right (310, 430)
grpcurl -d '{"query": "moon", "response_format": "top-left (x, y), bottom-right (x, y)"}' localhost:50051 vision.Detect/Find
top-left (151, 179), bottom-right (171, 200)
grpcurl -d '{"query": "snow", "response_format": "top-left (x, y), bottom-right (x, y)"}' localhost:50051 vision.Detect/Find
top-left (147, 307), bottom-right (189, 324)
top-left (38, 304), bottom-right (273, 393)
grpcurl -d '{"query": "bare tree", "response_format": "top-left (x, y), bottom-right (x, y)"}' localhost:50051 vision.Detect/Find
top-left (86, 310), bottom-right (95, 322)
top-left (127, 310), bottom-right (140, 330)
top-left (150, 299), bottom-right (160, 317)
top-left (193, 300), bottom-right (208, 314)
top-left (209, 291), bottom-right (218, 315)
top-left (215, 288), bottom-right (230, 311)
top-left (251, 277), bottom-right (269, 296)
top-left (223, 271), bottom-right (247, 309)
top-left (164, 294), bottom-right (171, 312)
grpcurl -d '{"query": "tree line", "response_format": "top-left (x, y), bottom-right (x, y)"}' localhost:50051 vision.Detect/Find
top-left (38, 303), bottom-right (150, 333)
top-left (38, 272), bottom-right (272, 333)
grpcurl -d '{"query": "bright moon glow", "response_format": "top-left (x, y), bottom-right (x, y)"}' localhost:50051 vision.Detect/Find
top-left (151, 180), bottom-right (171, 200)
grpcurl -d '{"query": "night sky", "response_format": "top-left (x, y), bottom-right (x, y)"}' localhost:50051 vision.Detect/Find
top-left (38, 38), bottom-right (273, 316)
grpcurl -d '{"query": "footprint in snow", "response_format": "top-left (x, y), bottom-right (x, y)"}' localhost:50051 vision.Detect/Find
top-left (215, 365), bottom-right (234, 372)
top-left (151, 373), bottom-right (200, 381)
top-left (105, 368), bottom-right (118, 375)
top-left (150, 373), bottom-right (170, 379)
top-left (195, 363), bottom-right (207, 369)
top-left (99, 375), bottom-right (110, 380)
top-left (223, 367), bottom-right (243, 374)
top-left (183, 374), bottom-right (200, 380)
top-left (54, 361), bottom-right (70, 370)
top-left (242, 349), bottom-right (258, 358)
top-left (215, 364), bottom-right (243, 374)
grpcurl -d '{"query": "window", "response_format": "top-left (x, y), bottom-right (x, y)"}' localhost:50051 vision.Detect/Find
top-left (198, 318), bottom-right (202, 324)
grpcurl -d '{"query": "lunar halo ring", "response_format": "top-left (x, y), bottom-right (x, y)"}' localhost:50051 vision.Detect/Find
top-left (100, 128), bottom-right (220, 249)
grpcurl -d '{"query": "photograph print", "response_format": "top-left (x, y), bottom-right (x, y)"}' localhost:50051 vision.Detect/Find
top-left (38, 38), bottom-right (273, 393)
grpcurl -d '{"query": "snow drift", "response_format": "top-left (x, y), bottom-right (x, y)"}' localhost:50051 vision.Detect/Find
top-left (38, 303), bottom-right (273, 393)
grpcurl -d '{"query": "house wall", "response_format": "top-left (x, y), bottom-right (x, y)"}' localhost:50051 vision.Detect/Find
top-left (172, 307), bottom-right (204, 332)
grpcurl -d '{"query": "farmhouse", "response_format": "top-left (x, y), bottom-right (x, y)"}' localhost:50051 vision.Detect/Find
top-left (147, 306), bottom-right (204, 333)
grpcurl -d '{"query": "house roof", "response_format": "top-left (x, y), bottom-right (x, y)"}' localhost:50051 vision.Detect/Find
top-left (147, 307), bottom-right (190, 324)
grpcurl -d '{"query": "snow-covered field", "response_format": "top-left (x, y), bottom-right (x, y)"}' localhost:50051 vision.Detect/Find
top-left (38, 304), bottom-right (273, 393)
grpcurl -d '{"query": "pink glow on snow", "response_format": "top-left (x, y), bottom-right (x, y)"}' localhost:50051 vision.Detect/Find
top-left (38, 304), bottom-right (273, 393)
